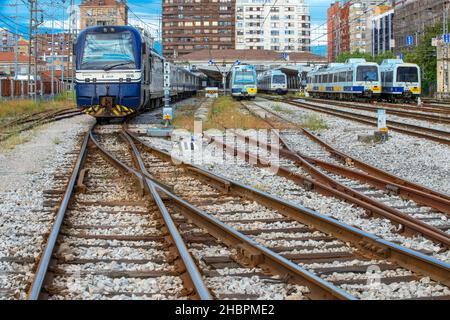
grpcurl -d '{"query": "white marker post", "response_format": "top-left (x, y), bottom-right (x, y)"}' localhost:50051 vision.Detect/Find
top-left (377, 109), bottom-right (389, 142)
top-left (163, 61), bottom-right (173, 127)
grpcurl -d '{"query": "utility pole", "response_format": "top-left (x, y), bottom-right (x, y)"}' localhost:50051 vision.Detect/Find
top-left (69, 0), bottom-right (76, 95)
top-left (61, 0), bottom-right (65, 92)
top-left (51, 0), bottom-right (55, 98)
top-left (12, 0), bottom-right (19, 80)
top-left (28, 0), bottom-right (34, 99)
top-left (443, 2), bottom-right (449, 93)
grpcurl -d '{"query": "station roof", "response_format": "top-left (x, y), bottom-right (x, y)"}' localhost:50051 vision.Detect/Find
top-left (175, 49), bottom-right (326, 65)
top-left (177, 49), bottom-right (326, 81)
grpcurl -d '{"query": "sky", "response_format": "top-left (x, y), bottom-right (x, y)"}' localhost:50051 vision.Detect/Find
top-left (0, 0), bottom-right (333, 46)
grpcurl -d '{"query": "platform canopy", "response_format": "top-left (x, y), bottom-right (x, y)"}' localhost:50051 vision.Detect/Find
top-left (174, 49), bottom-right (326, 81)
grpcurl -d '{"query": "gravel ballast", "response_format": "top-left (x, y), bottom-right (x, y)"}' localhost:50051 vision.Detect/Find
top-left (255, 98), bottom-right (450, 195)
top-left (0, 114), bottom-right (95, 299)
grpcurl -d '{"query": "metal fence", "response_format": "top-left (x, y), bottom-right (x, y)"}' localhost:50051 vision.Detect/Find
top-left (0, 79), bottom-right (64, 98)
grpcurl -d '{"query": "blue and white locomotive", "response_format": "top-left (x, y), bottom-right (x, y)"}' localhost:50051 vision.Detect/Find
top-left (257, 70), bottom-right (288, 95)
top-left (230, 65), bottom-right (258, 99)
top-left (307, 59), bottom-right (381, 100)
top-left (75, 26), bottom-right (200, 117)
top-left (379, 59), bottom-right (421, 101)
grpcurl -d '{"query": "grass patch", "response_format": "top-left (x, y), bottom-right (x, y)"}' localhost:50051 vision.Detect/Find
top-left (52, 137), bottom-right (62, 145)
top-left (0, 130), bottom-right (35, 150)
top-left (0, 98), bottom-right (75, 125)
top-left (173, 96), bottom-right (271, 131)
top-left (273, 104), bottom-right (283, 112)
top-left (285, 91), bottom-right (306, 98)
top-left (204, 96), bottom-right (270, 131)
top-left (301, 113), bottom-right (328, 131)
top-left (172, 104), bottom-right (198, 132)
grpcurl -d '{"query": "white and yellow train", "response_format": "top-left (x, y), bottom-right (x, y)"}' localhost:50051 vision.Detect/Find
top-left (307, 59), bottom-right (381, 100)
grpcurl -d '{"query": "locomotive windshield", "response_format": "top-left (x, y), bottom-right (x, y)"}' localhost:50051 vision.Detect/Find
top-left (234, 70), bottom-right (256, 84)
top-left (80, 31), bottom-right (136, 70)
top-left (356, 66), bottom-right (378, 82)
top-left (397, 67), bottom-right (419, 82)
top-left (272, 75), bottom-right (286, 84)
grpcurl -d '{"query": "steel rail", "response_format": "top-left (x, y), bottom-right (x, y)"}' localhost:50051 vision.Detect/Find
top-left (27, 129), bottom-right (91, 300)
top-left (124, 127), bottom-right (450, 287)
top-left (0, 108), bottom-right (84, 143)
top-left (308, 99), bottom-right (450, 124)
top-left (250, 100), bottom-right (450, 203)
top-left (231, 126), bottom-right (450, 216)
top-left (308, 98), bottom-right (450, 120)
top-left (120, 129), bottom-right (354, 300)
top-left (90, 127), bottom-right (213, 300)
top-left (207, 131), bottom-right (450, 247)
top-left (294, 99), bottom-right (450, 138)
top-left (265, 96), bottom-right (450, 145)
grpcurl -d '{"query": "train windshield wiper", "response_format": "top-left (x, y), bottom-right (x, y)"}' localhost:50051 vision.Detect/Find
top-left (103, 60), bottom-right (134, 71)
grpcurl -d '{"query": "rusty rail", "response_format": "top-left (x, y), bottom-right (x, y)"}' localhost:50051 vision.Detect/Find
top-left (251, 100), bottom-right (450, 203)
top-left (124, 127), bottom-right (450, 288)
top-left (308, 98), bottom-right (450, 121)
top-left (121, 128), bottom-right (355, 300)
top-left (27, 130), bottom-right (91, 299)
top-left (265, 96), bottom-right (450, 145)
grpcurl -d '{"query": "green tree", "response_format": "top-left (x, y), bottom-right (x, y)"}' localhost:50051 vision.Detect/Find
top-left (402, 22), bottom-right (448, 95)
top-left (335, 50), bottom-right (396, 64)
top-left (335, 51), bottom-right (373, 63)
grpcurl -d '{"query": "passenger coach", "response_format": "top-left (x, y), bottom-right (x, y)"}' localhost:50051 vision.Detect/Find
top-left (307, 59), bottom-right (381, 100)
top-left (230, 65), bottom-right (257, 99)
top-left (380, 59), bottom-right (421, 102)
top-left (75, 25), bottom-right (199, 118)
top-left (258, 70), bottom-right (288, 95)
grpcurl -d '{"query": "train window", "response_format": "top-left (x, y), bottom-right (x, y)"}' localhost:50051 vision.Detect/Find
top-left (328, 74), bottom-right (332, 83)
top-left (234, 69), bottom-right (256, 84)
top-left (80, 31), bottom-right (136, 70)
top-left (385, 71), bottom-right (393, 83)
top-left (397, 67), bottom-right (419, 82)
top-left (346, 71), bottom-right (353, 82)
top-left (356, 66), bottom-right (378, 81)
top-left (333, 74), bottom-right (338, 83)
top-left (339, 72), bottom-right (345, 82)
top-left (273, 75), bottom-right (285, 84)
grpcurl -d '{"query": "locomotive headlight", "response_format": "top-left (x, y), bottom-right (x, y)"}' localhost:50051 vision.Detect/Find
top-left (85, 78), bottom-right (90, 83)
top-left (126, 78), bottom-right (132, 82)
top-left (119, 78), bottom-right (124, 83)
top-left (92, 78), bottom-right (97, 83)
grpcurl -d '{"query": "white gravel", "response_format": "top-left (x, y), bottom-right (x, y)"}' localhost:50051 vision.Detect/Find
top-left (0, 114), bottom-right (95, 299)
top-left (135, 131), bottom-right (449, 263)
top-left (304, 99), bottom-right (450, 132)
top-left (255, 98), bottom-right (450, 196)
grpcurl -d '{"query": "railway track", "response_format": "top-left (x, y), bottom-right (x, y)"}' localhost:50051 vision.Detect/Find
top-left (117, 124), bottom-right (450, 300)
top-left (3, 114), bottom-right (449, 300)
top-left (0, 108), bottom-right (83, 143)
top-left (10, 124), bottom-right (348, 300)
top-left (306, 98), bottom-right (450, 123)
top-left (231, 101), bottom-right (450, 246)
top-left (264, 96), bottom-right (450, 145)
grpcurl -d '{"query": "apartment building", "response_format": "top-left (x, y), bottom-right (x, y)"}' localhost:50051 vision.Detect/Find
top-left (36, 33), bottom-right (71, 72)
top-left (79, 0), bottom-right (128, 30)
top-left (368, 8), bottom-right (394, 56)
top-left (235, 0), bottom-right (310, 52)
top-left (327, 1), bottom-right (349, 62)
top-left (394, 0), bottom-right (449, 54)
top-left (327, 0), bottom-right (387, 62)
top-left (162, 0), bottom-right (235, 59)
top-left (0, 28), bottom-right (15, 52)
